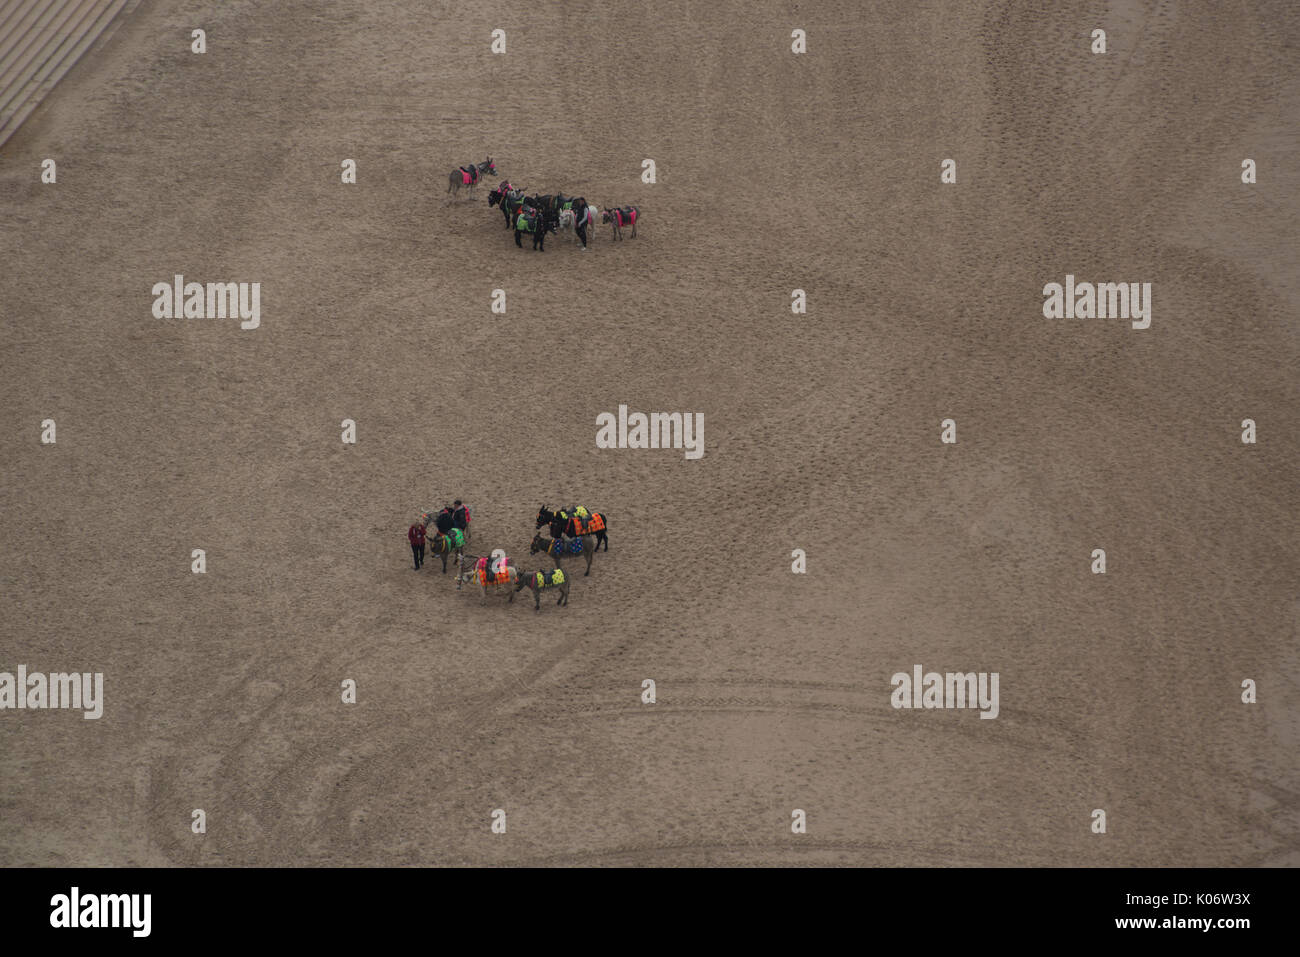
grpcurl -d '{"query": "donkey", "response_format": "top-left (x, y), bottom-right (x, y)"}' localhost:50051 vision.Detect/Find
top-left (524, 194), bottom-right (563, 218)
top-left (455, 553), bottom-right (519, 604)
top-left (603, 205), bottom-right (640, 240)
top-left (530, 533), bottom-right (595, 576)
top-left (426, 528), bottom-right (465, 573)
top-left (515, 568), bottom-right (571, 611)
top-left (447, 157), bottom-right (497, 197)
top-left (488, 181), bottom-right (528, 228)
top-left (560, 198), bottom-right (596, 248)
top-left (536, 505), bottom-right (609, 551)
top-left (514, 205), bottom-right (557, 251)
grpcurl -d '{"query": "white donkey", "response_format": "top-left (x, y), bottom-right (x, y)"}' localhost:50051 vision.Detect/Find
top-left (455, 553), bottom-right (520, 605)
top-left (557, 205), bottom-right (600, 248)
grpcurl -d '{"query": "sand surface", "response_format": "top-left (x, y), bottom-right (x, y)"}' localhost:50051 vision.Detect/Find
top-left (1, 0), bottom-right (1297, 866)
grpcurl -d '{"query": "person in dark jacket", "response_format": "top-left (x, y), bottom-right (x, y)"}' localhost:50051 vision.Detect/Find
top-left (434, 505), bottom-right (454, 535)
top-left (408, 521), bottom-right (426, 570)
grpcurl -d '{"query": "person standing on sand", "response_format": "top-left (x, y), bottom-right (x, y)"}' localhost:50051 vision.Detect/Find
top-left (573, 198), bottom-right (589, 250)
top-left (408, 521), bottom-right (426, 570)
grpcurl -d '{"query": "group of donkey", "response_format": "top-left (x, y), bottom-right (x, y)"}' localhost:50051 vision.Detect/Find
top-left (420, 503), bottom-right (474, 573)
top-left (446, 156), bottom-right (641, 252)
top-left (420, 500), bottom-right (611, 611)
top-left (489, 185), bottom-right (641, 251)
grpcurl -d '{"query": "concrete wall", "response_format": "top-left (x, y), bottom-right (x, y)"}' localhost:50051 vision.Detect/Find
top-left (0, 0), bottom-right (138, 147)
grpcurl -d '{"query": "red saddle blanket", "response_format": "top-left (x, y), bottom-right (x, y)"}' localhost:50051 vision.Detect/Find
top-left (572, 513), bottom-right (605, 535)
top-left (477, 557), bottom-right (510, 585)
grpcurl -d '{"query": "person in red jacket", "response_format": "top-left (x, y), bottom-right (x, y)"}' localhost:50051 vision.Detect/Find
top-left (408, 521), bottom-right (426, 570)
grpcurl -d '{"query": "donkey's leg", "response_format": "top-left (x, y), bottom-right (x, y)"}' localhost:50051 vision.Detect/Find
top-left (515, 230), bottom-right (523, 248)
top-left (584, 546), bottom-right (592, 576)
